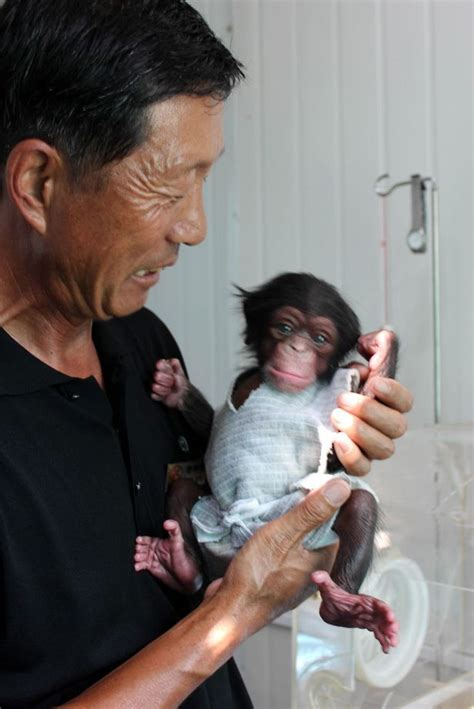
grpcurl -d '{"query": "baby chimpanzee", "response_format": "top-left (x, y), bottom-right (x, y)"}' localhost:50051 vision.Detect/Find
top-left (134, 272), bottom-right (399, 652)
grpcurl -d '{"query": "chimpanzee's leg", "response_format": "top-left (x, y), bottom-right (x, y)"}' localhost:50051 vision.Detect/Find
top-left (331, 489), bottom-right (378, 593)
top-left (313, 490), bottom-right (399, 653)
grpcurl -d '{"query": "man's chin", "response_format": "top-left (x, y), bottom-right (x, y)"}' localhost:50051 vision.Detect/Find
top-left (101, 291), bottom-right (149, 320)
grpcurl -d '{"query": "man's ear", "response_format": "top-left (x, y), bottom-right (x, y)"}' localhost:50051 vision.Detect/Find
top-left (5, 140), bottom-right (62, 235)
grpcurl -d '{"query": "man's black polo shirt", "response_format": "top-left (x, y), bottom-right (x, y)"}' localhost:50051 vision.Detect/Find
top-left (0, 308), bottom-right (251, 708)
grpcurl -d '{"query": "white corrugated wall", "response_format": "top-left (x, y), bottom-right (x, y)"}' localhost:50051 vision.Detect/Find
top-left (150, 0), bottom-right (473, 428)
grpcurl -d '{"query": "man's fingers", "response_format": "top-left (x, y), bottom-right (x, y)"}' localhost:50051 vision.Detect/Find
top-left (334, 391), bottom-right (408, 440)
top-left (331, 405), bottom-right (396, 460)
top-left (345, 361), bottom-right (370, 383)
top-left (333, 433), bottom-right (371, 476)
top-left (204, 578), bottom-right (223, 599)
top-left (362, 377), bottom-right (414, 414)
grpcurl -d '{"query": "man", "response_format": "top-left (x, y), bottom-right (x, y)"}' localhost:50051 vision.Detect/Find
top-left (0, 1), bottom-right (412, 706)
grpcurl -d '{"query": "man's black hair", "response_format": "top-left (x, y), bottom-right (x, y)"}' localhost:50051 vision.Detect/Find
top-left (0, 0), bottom-right (244, 179)
top-left (238, 272), bottom-right (361, 375)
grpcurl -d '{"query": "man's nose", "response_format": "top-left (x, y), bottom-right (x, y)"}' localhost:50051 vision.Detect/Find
top-left (168, 185), bottom-right (207, 246)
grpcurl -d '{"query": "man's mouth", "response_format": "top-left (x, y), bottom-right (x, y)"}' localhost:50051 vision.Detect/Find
top-left (131, 254), bottom-right (178, 286)
top-left (133, 268), bottom-right (162, 278)
top-left (131, 268), bottom-right (163, 287)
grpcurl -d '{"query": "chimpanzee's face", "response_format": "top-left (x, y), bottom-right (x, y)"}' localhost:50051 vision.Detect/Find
top-left (261, 306), bottom-right (339, 393)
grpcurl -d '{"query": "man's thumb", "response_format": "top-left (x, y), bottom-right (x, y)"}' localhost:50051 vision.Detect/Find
top-left (291, 479), bottom-right (351, 540)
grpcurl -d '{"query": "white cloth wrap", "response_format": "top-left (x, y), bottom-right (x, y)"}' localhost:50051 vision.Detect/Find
top-left (191, 369), bottom-right (376, 555)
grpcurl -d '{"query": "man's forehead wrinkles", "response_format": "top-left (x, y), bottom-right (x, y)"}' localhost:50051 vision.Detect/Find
top-left (136, 151), bottom-right (211, 183)
top-left (138, 150), bottom-right (168, 179)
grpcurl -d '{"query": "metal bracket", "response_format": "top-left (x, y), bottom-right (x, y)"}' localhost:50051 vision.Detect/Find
top-left (374, 173), bottom-right (437, 253)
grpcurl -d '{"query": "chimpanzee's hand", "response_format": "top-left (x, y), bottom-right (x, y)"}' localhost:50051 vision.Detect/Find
top-left (355, 329), bottom-right (399, 388)
top-left (135, 521), bottom-right (203, 594)
top-left (332, 329), bottom-right (413, 476)
top-left (151, 358), bottom-right (189, 409)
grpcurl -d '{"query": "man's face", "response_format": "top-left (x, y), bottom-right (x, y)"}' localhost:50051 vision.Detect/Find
top-left (45, 95), bottom-right (224, 321)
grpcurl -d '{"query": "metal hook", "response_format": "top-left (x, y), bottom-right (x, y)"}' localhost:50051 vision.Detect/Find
top-left (374, 173), bottom-right (412, 197)
top-left (421, 176), bottom-right (438, 191)
top-left (373, 171), bottom-right (441, 421)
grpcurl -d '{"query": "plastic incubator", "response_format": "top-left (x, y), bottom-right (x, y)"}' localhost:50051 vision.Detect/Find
top-left (292, 424), bottom-right (474, 708)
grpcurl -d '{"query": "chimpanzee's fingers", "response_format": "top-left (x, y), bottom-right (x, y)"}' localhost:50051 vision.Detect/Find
top-left (136, 535), bottom-right (153, 546)
top-left (155, 359), bottom-right (173, 375)
top-left (332, 433), bottom-right (371, 476)
top-left (357, 329), bottom-right (396, 359)
top-left (168, 358), bottom-right (185, 378)
top-left (163, 519), bottom-right (185, 548)
top-left (134, 561), bottom-right (150, 572)
top-left (151, 385), bottom-right (171, 401)
top-left (152, 371), bottom-right (175, 388)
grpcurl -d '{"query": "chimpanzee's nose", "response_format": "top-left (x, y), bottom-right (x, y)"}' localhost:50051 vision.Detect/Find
top-left (288, 334), bottom-right (309, 352)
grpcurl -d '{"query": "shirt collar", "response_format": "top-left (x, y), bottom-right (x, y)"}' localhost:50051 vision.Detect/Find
top-left (0, 319), bottom-right (132, 396)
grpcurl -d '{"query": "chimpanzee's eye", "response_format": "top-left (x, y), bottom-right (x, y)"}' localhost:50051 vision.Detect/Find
top-left (276, 322), bottom-right (293, 337)
top-left (312, 333), bottom-right (328, 347)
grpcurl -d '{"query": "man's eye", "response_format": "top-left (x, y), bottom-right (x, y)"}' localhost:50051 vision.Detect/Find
top-left (312, 333), bottom-right (328, 346)
top-left (276, 323), bottom-right (293, 336)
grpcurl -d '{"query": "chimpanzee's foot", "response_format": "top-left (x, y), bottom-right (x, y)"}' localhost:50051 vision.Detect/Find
top-left (312, 570), bottom-right (398, 653)
top-left (135, 519), bottom-right (202, 593)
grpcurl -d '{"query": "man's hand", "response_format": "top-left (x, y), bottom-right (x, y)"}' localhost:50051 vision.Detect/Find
top-left (332, 329), bottom-right (413, 476)
top-left (212, 478), bottom-right (351, 630)
top-left (65, 478), bottom-right (351, 707)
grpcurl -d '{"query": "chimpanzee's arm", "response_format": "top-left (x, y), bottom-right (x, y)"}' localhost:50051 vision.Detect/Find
top-left (151, 358), bottom-right (214, 439)
top-left (165, 477), bottom-right (206, 570)
top-left (179, 384), bottom-right (214, 440)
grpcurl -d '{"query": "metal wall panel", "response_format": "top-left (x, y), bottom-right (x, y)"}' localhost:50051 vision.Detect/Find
top-left (151, 0), bottom-right (473, 422)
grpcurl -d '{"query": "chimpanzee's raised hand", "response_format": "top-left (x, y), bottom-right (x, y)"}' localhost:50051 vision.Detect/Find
top-left (151, 358), bottom-right (189, 409)
top-left (357, 329), bottom-right (399, 392)
top-left (150, 358), bottom-right (214, 439)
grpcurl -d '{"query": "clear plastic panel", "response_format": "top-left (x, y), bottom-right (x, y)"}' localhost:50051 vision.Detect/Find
top-left (292, 425), bottom-right (474, 708)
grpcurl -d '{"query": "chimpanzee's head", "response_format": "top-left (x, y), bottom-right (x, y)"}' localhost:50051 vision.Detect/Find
top-left (237, 272), bottom-right (360, 391)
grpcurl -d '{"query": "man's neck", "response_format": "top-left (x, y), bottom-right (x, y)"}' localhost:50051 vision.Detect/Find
top-left (2, 308), bottom-right (104, 386)
top-left (0, 215), bottom-right (104, 385)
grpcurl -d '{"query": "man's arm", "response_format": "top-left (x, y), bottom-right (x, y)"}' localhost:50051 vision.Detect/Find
top-left (63, 478), bottom-right (350, 708)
